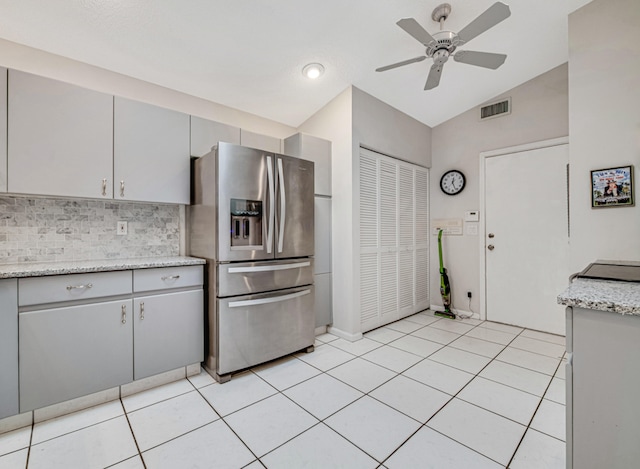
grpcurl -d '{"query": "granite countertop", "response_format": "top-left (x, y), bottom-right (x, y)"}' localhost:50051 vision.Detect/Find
top-left (0, 256), bottom-right (206, 279)
top-left (558, 277), bottom-right (640, 316)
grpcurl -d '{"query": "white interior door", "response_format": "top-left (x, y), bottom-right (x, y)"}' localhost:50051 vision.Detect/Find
top-left (484, 143), bottom-right (569, 335)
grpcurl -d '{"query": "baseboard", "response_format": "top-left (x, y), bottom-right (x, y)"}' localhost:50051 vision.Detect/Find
top-left (430, 304), bottom-right (482, 321)
top-left (327, 326), bottom-right (363, 342)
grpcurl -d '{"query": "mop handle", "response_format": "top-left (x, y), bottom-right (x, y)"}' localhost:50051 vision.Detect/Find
top-left (438, 229), bottom-right (445, 273)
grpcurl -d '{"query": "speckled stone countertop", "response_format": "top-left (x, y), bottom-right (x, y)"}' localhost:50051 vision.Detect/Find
top-left (0, 256), bottom-right (206, 279)
top-left (558, 278), bottom-right (640, 315)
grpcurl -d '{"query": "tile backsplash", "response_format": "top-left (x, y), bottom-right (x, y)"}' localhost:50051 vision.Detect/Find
top-left (0, 195), bottom-right (180, 264)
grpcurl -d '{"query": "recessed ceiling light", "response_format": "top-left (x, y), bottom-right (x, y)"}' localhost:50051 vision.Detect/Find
top-left (302, 63), bottom-right (324, 79)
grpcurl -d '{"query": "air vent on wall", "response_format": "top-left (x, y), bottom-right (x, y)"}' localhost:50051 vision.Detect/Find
top-left (480, 97), bottom-right (511, 120)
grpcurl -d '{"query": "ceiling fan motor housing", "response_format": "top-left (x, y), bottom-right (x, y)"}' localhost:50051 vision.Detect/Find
top-left (426, 31), bottom-right (460, 58)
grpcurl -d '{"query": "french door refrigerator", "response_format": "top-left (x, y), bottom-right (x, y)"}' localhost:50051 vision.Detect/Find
top-left (189, 142), bottom-right (315, 382)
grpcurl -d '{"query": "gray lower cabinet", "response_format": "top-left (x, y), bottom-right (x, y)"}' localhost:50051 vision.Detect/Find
top-left (134, 290), bottom-right (204, 380)
top-left (567, 306), bottom-right (640, 468)
top-left (0, 279), bottom-right (18, 419)
top-left (19, 300), bottom-right (134, 412)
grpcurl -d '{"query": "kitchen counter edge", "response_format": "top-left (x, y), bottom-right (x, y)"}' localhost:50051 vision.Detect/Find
top-left (0, 256), bottom-right (206, 279)
top-left (557, 277), bottom-right (640, 316)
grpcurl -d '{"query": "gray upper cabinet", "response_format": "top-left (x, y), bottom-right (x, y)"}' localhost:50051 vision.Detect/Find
top-left (240, 129), bottom-right (281, 153)
top-left (114, 97), bottom-right (190, 204)
top-left (190, 116), bottom-right (240, 157)
top-left (0, 68), bottom-right (7, 193)
top-left (284, 133), bottom-right (331, 196)
top-left (8, 70), bottom-right (114, 199)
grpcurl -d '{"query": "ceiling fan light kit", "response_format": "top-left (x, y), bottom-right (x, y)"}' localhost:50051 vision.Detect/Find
top-left (376, 2), bottom-right (511, 90)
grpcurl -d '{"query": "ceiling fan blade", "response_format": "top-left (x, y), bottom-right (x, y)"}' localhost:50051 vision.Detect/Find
top-left (454, 50), bottom-right (507, 69)
top-left (376, 56), bottom-right (427, 72)
top-left (424, 63), bottom-right (443, 90)
top-left (456, 2), bottom-right (511, 44)
top-left (396, 18), bottom-right (436, 47)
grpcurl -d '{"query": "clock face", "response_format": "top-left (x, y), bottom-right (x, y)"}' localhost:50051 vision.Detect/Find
top-left (440, 170), bottom-right (466, 195)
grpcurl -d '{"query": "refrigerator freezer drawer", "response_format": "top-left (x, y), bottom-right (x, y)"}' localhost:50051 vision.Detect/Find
top-left (217, 285), bottom-right (314, 376)
top-left (218, 258), bottom-right (314, 297)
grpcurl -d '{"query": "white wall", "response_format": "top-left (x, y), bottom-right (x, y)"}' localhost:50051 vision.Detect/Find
top-left (430, 64), bottom-right (569, 314)
top-left (0, 38), bottom-right (295, 139)
top-left (352, 87), bottom-right (432, 167)
top-left (568, 0), bottom-right (640, 271)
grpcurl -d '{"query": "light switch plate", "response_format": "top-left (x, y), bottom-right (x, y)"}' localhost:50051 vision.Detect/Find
top-left (117, 221), bottom-right (127, 235)
top-left (464, 210), bottom-right (479, 222)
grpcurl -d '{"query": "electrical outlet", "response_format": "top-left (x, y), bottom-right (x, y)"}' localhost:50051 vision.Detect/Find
top-left (117, 221), bottom-right (127, 236)
top-left (467, 291), bottom-right (472, 299)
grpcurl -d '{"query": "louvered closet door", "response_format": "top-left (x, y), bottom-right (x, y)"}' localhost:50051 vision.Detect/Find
top-left (379, 160), bottom-right (398, 324)
top-left (359, 152), bottom-right (379, 327)
top-left (359, 148), bottom-right (430, 332)
top-left (415, 168), bottom-right (430, 311)
top-left (398, 165), bottom-right (415, 318)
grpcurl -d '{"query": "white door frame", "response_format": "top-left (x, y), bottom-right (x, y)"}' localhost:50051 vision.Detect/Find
top-left (478, 136), bottom-right (569, 320)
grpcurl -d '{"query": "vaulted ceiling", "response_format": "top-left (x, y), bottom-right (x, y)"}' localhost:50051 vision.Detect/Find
top-left (0, 0), bottom-right (592, 127)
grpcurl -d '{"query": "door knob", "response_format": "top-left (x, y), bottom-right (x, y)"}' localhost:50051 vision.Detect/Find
top-left (488, 233), bottom-right (495, 238)
top-left (488, 245), bottom-right (495, 251)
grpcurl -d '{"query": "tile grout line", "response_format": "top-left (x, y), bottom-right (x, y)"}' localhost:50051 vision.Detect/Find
top-left (117, 398), bottom-right (147, 469)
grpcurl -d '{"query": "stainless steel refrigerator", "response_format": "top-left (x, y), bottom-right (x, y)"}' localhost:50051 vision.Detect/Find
top-left (189, 142), bottom-right (315, 382)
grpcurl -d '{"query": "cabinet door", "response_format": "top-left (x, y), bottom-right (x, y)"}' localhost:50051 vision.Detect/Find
top-left (19, 300), bottom-right (133, 412)
top-left (114, 97), bottom-right (190, 204)
top-left (0, 68), bottom-right (7, 193)
top-left (240, 129), bottom-right (281, 153)
top-left (133, 290), bottom-right (203, 380)
top-left (190, 116), bottom-right (240, 157)
top-left (0, 279), bottom-right (18, 419)
top-left (8, 70), bottom-right (113, 199)
top-left (284, 133), bottom-right (331, 196)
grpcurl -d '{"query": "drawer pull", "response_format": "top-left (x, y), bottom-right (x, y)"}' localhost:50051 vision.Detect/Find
top-left (140, 302), bottom-right (145, 320)
top-left (102, 178), bottom-right (107, 197)
top-left (161, 275), bottom-right (181, 281)
top-left (120, 180), bottom-right (125, 197)
top-left (121, 304), bottom-right (127, 324)
top-left (66, 283), bottom-right (93, 291)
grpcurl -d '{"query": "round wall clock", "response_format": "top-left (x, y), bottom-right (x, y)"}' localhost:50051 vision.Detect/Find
top-left (440, 170), bottom-right (466, 195)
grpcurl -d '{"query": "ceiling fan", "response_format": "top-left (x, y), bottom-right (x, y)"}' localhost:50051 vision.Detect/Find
top-left (376, 2), bottom-right (511, 90)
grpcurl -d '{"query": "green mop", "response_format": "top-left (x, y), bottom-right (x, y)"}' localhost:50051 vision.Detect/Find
top-left (435, 229), bottom-right (456, 319)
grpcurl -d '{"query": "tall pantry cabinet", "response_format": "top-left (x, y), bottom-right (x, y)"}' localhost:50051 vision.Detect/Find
top-left (284, 133), bottom-right (332, 328)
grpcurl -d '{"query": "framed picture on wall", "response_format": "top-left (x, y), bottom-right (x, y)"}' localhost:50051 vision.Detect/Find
top-left (591, 165), bottom-right (634, 208)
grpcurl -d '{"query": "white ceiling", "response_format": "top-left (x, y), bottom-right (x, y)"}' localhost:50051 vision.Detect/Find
top-left (0, 0), bottom-right (593, 128)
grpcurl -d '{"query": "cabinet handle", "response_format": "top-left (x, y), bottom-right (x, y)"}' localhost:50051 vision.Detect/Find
top-left (102, 178), bottom-right (107, 197)
top-left (121, 304), bottom-right (127, 324)
top-left (66, 283), bottom-right (93, 291)
top-left (140, 302), bottom-right (145, 320)
top-left (120, 180), bottom-right (125, 197)
top-left (161, 275), bottom-right (181, 281)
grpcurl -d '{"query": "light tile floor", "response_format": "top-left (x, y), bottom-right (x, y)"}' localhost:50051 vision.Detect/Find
top-left (0, 311), bottom-right (567, 468)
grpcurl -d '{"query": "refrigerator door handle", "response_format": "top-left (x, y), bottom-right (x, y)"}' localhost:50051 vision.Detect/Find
top-left (228, 289), bottom-right (311, 308)
top-left (266, 155), bottom-right (275, 254)
top-left (277, 158), bottom-right (286, 253)
top-left (227, 261), bottom-right (311, 274)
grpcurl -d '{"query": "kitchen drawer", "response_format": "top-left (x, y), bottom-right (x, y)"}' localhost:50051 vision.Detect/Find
top-left (19, 271), bottom-right (132, 307)
top-left (133, 265), bottom-right (203, 293)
